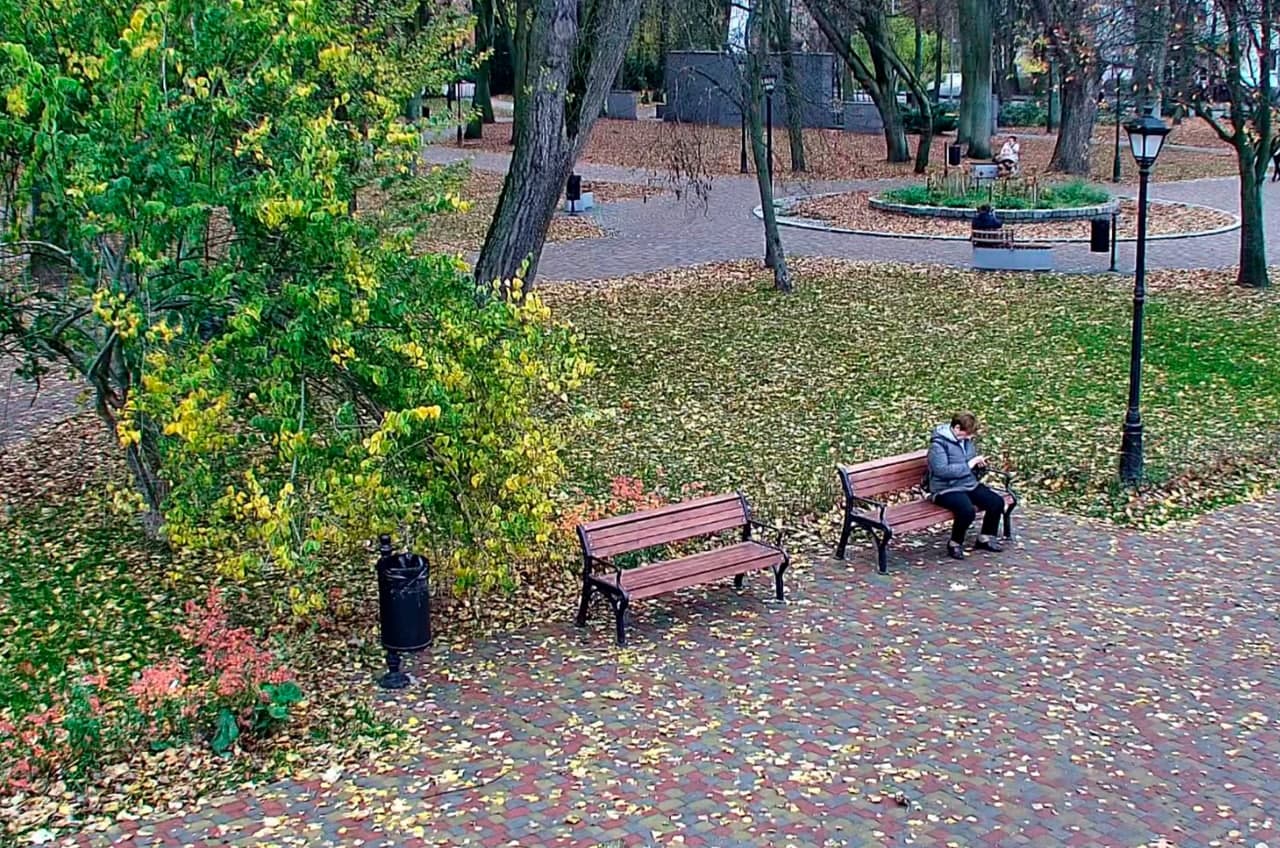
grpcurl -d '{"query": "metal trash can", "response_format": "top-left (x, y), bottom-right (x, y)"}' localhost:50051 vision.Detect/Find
top-left (948, 144), bottom-right (963, 167)
top-left (1090, 216), bottom-right (1111, 253)
top-left (375, 535), bottom-right (431, 689)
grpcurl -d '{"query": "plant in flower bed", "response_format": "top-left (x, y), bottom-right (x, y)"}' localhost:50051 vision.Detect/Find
top-left (880, 179), bottom-right (1112, 211)
top-left (550, 259), bottom-right (1280, 531)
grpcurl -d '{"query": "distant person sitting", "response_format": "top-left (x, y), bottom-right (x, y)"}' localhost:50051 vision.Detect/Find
top-left (995, 134), bottom-right (1021, 176)
top-left (972, 204), bottom-right (1003, 231)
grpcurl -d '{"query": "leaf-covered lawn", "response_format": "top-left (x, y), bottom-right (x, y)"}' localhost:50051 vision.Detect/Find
top-left (551, 260), bottom-right (1280, 528)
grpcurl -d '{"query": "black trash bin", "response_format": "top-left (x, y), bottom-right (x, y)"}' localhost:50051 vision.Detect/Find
top-left (1090, 216), bottom-right (1111, 253)
top-left (375, 535), bottom-right (431, 689)
top-left (948, 144), bottom-right (963, 167)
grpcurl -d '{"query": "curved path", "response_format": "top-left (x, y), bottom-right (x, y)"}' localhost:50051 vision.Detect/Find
top-left (422, 146), bottom-right (1277, 282)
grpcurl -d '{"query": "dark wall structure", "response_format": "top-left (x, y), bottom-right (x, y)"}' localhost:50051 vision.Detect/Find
top-left (663, 51), bottom-right (839, 128)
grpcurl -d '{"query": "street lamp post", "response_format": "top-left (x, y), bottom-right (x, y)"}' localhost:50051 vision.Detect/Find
top-left (1118, 106), bottom-right (1171, 485)
top-left (762, 71), bottom-right (777, 188)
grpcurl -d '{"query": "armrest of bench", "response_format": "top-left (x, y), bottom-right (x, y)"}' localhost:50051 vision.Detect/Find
top-left (586, 554), bottom-right (624, 585)
top-left (749, 518), bottom-right (790, 548)
top-left (847, 495), bottom-right (887, 524)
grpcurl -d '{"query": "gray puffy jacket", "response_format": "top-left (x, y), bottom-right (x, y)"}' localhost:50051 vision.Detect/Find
top-left (926, 424), bottom-right (979, 497)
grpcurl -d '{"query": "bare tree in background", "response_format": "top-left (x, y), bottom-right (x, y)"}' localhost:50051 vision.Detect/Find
top-left (1172, 0), bottom-right (1274, 287)
top-left (474, 0), bottom-right (646, 289)
top-left (803, 0), bottom-right (935, 171)
top-left (1028, 0), bottom-right (1106, 173)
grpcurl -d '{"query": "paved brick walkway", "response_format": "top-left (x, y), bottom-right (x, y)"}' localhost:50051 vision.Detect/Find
top-left (63, 499), bottom-right (1280, 847)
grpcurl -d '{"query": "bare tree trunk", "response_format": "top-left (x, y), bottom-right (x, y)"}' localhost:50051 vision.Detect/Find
top-left (957, 0), bottom-right (993, 157)
top-left (932, 9), bottom-right (943, 102)
top-left (1237, 163), bottom-right (1268, 287)
top-left (473, 0), bottom-right (497, 124)
top-left (776, 0), bottom-right (806, 171)
top-left (749, 0), bottom-right (790, 290)
top-left (803, 0), bottom-right (909, 162)
top-left (1132, 0), bottom-right (1170, 114)
top-left (474, 0), bottom-right (645, 288)
top-left (1049, 69), bottom-right (1100, 174)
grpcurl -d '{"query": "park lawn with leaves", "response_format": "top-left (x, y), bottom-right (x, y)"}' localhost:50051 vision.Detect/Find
top-left (0, 423), bottom-right (403, 839)
top-left (549, 259), bottom-right (1280, 530)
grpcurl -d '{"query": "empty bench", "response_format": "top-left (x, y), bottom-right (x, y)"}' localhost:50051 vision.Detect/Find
top-left (836, 451), bottom-right (1018, 574)
top-left (971, 227), bottom-right (1054, 271)
top-left (575, 492), bottom-right (790, 645)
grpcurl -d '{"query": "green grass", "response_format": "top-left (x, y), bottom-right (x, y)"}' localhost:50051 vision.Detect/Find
top-left (0, 496), bottom-right (183, 719)
top-left (881, 180), bottom-right (1112, 211)
top-left (554, 264), bottom-right (1280, 527)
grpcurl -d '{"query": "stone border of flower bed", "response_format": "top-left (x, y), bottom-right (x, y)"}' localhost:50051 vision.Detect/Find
top-left (868, 196), bottom-right (1120, 223)
top-left (759, 192), bottom-right (1242, 244)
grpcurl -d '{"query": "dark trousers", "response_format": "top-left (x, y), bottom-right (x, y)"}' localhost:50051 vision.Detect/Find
top-left (934, 484), bottom-right (1005, 543)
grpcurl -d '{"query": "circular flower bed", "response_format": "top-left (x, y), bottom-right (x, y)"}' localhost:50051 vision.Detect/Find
top-left (870, 180), bottom-right (1118, 223)
top-left (783, 191), bottom-right (1238, 242)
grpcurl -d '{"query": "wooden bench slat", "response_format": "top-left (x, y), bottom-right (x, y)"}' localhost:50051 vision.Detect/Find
top-left (617, 541), bottom-right (782, 592)
top-left (584, 500), bottom-right (746, 543)
top-left (585, 504), bottom-right (749, 557)
top-left (627, 545), bottom-right (784, 600)
top-left (579, 492), bottom-right (743, 533)
top-left (848, 465), bottom-right (928, 498)
top-left (840, 449), bottom-right (928, 476)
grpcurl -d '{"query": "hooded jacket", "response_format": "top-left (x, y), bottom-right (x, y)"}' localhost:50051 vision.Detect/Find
top-left (927, 424), bottom-right (979, 497)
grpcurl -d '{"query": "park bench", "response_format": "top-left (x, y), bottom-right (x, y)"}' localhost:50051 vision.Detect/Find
top-left (835, 451), bottom-right (1018, 574)
top-left (575, 492), bottom-right (790, 645)
top-left (971, 227), bottom-right (1054, 271)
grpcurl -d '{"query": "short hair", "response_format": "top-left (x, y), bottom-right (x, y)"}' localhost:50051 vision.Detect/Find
top-left (977, 204), bottom-right (993, 213)
top-left (951, 411), bottom-right (978, 432)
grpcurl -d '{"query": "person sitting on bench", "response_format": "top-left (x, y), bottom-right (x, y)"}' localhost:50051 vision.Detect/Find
top-left (995, 135), bottom-right (1021, 177)
top-left (926, 411), bottom-right (1006, 560)
top-left (971, 204), bottom-right (1003, 232)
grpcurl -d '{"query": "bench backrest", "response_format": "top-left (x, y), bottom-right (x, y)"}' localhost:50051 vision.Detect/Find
top-left (838, 450), bottom-right (928, 499)
top-left (971, 228), bottom-right (1012, 247)
top-left (577, 492), bottom-right (750, 559)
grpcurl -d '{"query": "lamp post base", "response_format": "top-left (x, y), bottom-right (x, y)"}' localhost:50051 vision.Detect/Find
top-left (1119, 422), bottom-right (1144, 484)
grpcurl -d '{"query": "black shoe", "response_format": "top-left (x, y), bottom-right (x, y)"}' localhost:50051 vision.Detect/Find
top-left (975, 537), bottom-right (1004, 553)
top-left (947, 541), bottom-right (966, 560)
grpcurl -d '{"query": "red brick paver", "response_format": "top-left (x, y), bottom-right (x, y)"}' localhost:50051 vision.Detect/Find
top-left (64, 501), bottom-right (1280, 847)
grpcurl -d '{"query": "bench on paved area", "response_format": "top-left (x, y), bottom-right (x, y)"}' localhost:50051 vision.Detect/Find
top-left (835, 451), bottom-right (1018, 574)
top-left (971, 227), bottom-right (1054, 272)
top-left (575, 492), bottom-right (790, 645)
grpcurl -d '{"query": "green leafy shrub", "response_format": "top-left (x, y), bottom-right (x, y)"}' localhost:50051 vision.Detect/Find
top-left (0, 0), bottom-right (588, 614)
top-left (999, 99), bottom-right (1047, 128)
top-left (903, 103), bottom-right (959, 134)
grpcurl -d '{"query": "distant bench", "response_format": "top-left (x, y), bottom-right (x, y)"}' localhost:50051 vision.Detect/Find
top-left (971, 228), bottom-right (1054, 272)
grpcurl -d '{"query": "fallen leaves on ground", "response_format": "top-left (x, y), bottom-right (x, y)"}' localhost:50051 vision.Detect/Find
top-left (454, 118), bottom-right (1240, 183)
top-left (547, 257), bottom-right (1280, 531)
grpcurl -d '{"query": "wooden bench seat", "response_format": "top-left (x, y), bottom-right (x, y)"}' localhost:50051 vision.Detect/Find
top-left (575, 492), bottom-right (789, 645)
top-left (836, 450), bottom-right (1018, 574)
